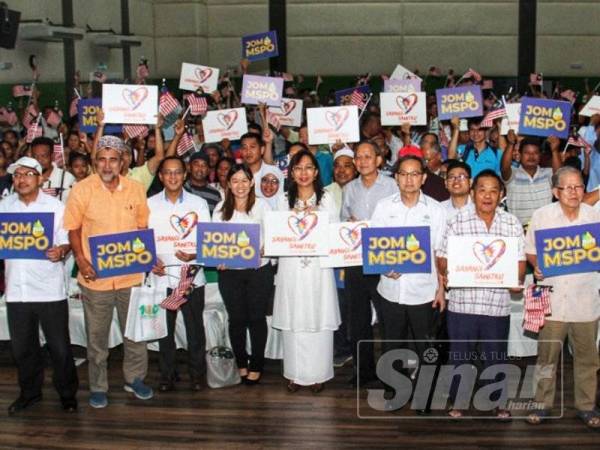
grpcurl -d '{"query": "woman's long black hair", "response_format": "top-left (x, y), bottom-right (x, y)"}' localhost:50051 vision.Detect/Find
top-left (287, 149), bottom-right (323, 209)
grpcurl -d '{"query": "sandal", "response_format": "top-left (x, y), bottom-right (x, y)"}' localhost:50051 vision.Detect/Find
top-left (495, 408), bottom-right (512, 421)
top-left (447, 408), bottom-right (463, 418)
top-left (576, 410), bottom-right (600, 429)
top-left (526, 409), bottom-right (549, 425)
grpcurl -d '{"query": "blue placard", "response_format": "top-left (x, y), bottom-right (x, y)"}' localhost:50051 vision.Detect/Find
top-left (197, 222), bottom-right (260, 269)
top-left (519, 97), bottom-right (571, 139)
top-left (361, 226), bottom-right (431, 275)
top-left (436, 85), bottom-right (483, 120)
top-left (89, 229), bottom-right (156, 278)
top-left (335, 85), bottom-right (371, 106)
top-left (242, 31), bottom-right (279, 62)
top-left (78, 98), bottom-right (122, 134)
top-left (0, 212), bottom-right (54, 260)
top-left (534, 223), bottom-right (600, 277)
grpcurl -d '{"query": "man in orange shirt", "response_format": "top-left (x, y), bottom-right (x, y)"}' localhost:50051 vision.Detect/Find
top-left (64, 135), bottom-right (152, 409)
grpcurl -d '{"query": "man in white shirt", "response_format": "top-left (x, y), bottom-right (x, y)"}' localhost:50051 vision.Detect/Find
top-left (370, 155), bottom-right (446, 413)
top-left (149, 156), bottom-right (211, 392)
top-left (31, 137), bottom-right (75, 203)
top-left (441, 160), bottom-right (472, 220)
top-left (1, 157), bottom-right (78, 415)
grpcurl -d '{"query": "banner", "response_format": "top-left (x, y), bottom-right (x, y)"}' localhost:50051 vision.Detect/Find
top-left (77, 98), bottom-right (122, 134)
top-left (361, 226), bottom-right (431, 275)
top-left (436, 86), bottom-right (483, 120)
top-left (264, 211), bottom-right (328, 256)
top-left (383, 79), bottom-right (421, 93)
top-left (242, 30), bottom-right (279, 62)
top-left (179, 62), bottom-right (220, 93)
top-left (579, 95), bottom-right (600, 117)
top-left (518, 97), bottom-right (571, 139)
top-left (306, 106), bottom-right (360, 145)
top-left (154, 210), bottom-right (203, 256)
top-left (380, 92), bottom-right (427, 126)
top-left (335, 85), bottom-right (370, 106)
top-left (500, 103), bottom-right (521, 135)
top-left (267, 97), bottom-right (303, 127)
top-left (390, 64), bottom-right (422, 81)
top-left (241, 74), bottom-right (284, 107)
top-left (534, 223), bottom-right (600, 277)
top-left (447, 236), bottom-right (519, 288)
top-left (0, 213), bottom-right (54, 260)
top-left (320, 221), bottom-right (370, 268)
top-left (196, 222), bottom-right (260, 269)
top-left (89, 229), bottom-right (157, 278)
top-left (102, 84), bottom-right (158, 125)
top-left (202, 108), bottom-right (248, 143)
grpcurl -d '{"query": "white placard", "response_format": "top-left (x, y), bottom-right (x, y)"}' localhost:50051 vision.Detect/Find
top-left (179, 62), bottom-right (220, 93)
top-left (306, 106), bottom-right (360, 145)
top-left (268, 97), bottom-right (303, 127)
top-left (102, 84), bottom-right (158, 125)
top-left (154, 213), bottom-right (201, 256)
top-left (264, 211), bottom-right (328, 256)
top-left (319, 221), bottom-right (370, 268)
top-left (202, 108), bottom-right (248, 143)
top-left (390, 64), bottom-right (422, 81)
top-left (579, 95), bottom-right (600, 117)
top-left (500, 103), bottom-right (521, 135)
top-left (380, 92), bottom-right (427, 126)
top-left (447, 236), bottom-right (519, 288)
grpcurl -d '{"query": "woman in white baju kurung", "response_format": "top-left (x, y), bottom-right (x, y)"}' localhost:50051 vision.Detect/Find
top-left (272, 149), bottom-right (341, 392)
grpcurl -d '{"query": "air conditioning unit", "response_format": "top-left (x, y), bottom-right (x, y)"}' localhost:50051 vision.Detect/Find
top-left (19, 22), bottom-right (84, 41)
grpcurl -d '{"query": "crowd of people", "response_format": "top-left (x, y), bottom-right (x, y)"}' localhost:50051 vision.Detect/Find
top-left (0, 65), bottom-right (599, 429)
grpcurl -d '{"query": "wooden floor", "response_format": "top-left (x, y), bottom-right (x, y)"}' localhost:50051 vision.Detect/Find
top-left (0, 344), bottom-right (598, 450)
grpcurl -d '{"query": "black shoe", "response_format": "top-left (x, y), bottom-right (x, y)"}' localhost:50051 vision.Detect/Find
top-left (8, 395), bottom-right (42, 415)
top-left (61, 398), bottom-right (78, 413)
top-left (244, 373), bottom-right (262, 386)
top-left (159, 381), bottom-right (175, 392)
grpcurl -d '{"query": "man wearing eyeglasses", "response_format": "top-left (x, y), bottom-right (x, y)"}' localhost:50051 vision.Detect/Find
top-left (524, 166), bottom-right (600, 428)
top-left (441, 160), bottom-right (473, 220)
top-left (1, 157), bottom-right (78, 415)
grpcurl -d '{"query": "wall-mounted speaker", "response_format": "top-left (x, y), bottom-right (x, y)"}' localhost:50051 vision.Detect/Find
top-left (0, 3), bottom-right (20, 49)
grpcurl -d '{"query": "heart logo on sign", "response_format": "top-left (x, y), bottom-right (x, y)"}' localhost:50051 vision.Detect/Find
top-left (325, 108), bottom-right (349, 131)
top-left (122, 87), bottom-right (148, 110)
top-left (282, 100), bottom-right (296, 116)
top-left (217, 110), bottom-right (238, 130)
top-left (472, 239), bottom-right (506, 270)
top-left (339, 222), bottom-right (368, 250)
top-left (170, 212), bottom-right (198, 239)
top-left (194, 68), bottom-right (213, 84)
top-left (396, 94), bottom-right (418, 114)
top-left (288, 213), bottom-right (319, 240)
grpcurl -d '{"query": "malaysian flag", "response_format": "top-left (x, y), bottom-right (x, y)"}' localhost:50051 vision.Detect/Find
top-left (26, 114), bottom-right (43, 144)
top-left (177, 132), bottom-right (195, 156)
top-left (160, 265), bottom-right (199, 310)
top-left (530, 73), bottom-right (543, 86)
top-left (566, 135), bottom-right (591, 151)
top-left (184, 94), bottom-right (208, 116)
top-left (22, 104), bottom-right (39, 129)
top-left (523, 285), bottom-right (552, 333)
top-left (481, 100), bottom-right (507, 128)
top-left (350, 90), bottom-right (366, 109)
top-left (12, 84), bottom-right (32, 97)
top-left (53, 141), bottom-right (65, 168)
top-left (46, 110), bottom-right (62, 128)
top-left (266, 110), bottom-right (281, 131)
top-left (463, 68), bottom-right (482, 82)
top-left (159, 89), bottom-right (181, 117)
top-left (124, 124), bottom-right (149, 139)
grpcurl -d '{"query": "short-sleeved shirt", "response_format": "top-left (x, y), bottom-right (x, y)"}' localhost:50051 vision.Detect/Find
top-left (438, 207), bottom-right (525, 317)
top-left (341, 172), bottom-right (398, 221)
top-left (127, 163), bottom-right (154, 191)
top-left (504, 165), bottom-right (553, 228)
top-left (457, 143), bottom-right (502, 177)
top-left (524, 202), bottom-right (600, 322)
top-left (63, 174), bottom-right (150, 291)
top-left (184, 181), bottom-right (221, 214)
top-left (0, 191), bottom-right (69, 302)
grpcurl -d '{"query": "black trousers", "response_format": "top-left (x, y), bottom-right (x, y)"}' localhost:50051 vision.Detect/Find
top-left (7, 300), bottom-right (78, 401)
top-left (333, 285), bottom-right (352, 357)
top-left (218, 264), bottom-right (273, 372)
top-left (345, 267), bottom-right (383, 377)
top-left (158, 286), bottom-right (206, 383)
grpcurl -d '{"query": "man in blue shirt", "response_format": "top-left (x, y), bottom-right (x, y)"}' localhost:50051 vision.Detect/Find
top-left (448, 117), bottom-right (502, 177)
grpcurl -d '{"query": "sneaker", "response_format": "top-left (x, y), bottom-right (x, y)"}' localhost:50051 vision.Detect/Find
top-left (333, 354), bottom-right (353, 368)
top-left (124, 378), bottom-right (154, 400)
top-left (89, 392), bottom-right (108, 409)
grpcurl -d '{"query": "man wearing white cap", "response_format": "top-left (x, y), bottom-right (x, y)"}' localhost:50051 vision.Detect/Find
top-left (64, 135), bottom-right (152, 409)
top-left (1, 157), bottom-right (78, 415)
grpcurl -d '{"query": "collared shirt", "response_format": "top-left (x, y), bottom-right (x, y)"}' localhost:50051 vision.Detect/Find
top-left (341, 172), bottom-right (398, 221)
top-left (438, 207), bottom-right (525, 317)
top-left (441, 196), bottom-right (473, 222)
top-left (63, 174), bottom-right (150, 291)
top-left (127, 162), bottom-right (154, 191)
top-left (457, 143), bottom-right (502, 177)
top-left (371, 192), bottom-right (447, 305)
top-left (148, 189), bottom-right (210, 290)
top-left (0, 191), bottom-right (69, 302)
top-left (504, 165), bottom-right (553, 227)
top-left (324, 182), bottom-right (343, 217)
top-left (41, 163), bottom-right (75, 203)
top-left (524, 202), bottom-right (600, 322)
top-left (184, 181), bottom-right (221, 214)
